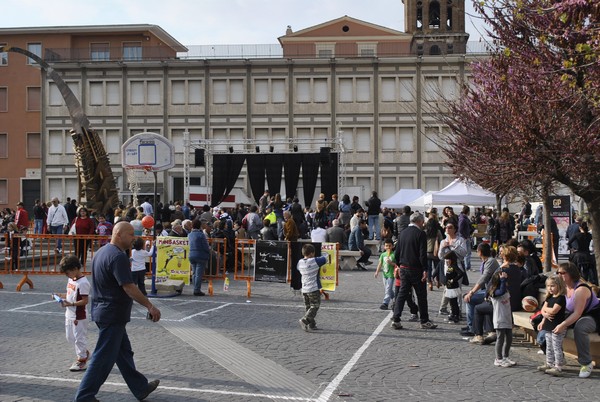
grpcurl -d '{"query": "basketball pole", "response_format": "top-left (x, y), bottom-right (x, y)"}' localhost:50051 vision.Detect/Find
top-left (151, 170), bottom-right (158, 296)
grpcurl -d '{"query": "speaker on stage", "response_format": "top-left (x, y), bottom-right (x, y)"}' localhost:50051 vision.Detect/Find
top-left (195, 149), bottom-right (205, 167)
top-left (320, 147), bottom-right (331, 166)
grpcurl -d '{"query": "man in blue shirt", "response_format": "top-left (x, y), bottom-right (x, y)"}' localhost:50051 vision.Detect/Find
top-left (74, 221), bottom-right (161, 402)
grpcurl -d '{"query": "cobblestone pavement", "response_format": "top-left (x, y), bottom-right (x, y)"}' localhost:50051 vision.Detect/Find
top-left (1, 254), bottom-right (598, 402)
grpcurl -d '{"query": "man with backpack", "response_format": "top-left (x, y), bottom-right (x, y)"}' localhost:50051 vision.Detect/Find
top-left (242, 206), bottom-right (262, 239)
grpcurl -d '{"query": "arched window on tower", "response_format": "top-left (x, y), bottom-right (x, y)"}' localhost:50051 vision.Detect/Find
top-left (430, 45), bottom-right (441, 55)
top-left (447, 0), bottom-right (453, 30)
top-left (429, 1), bottom-right (441, 29)
top-left (416, 1), bottom-right (423, 30)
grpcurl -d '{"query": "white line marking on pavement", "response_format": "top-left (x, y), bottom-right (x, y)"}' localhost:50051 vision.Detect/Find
top-left (8, 300), bottom-right (55, 311)
top-left (315, 311), bottom-right (393, 402)
top-left (0, 373), bottom-right (314, 400)
top-left (179, 303), bottom-right (232, 321)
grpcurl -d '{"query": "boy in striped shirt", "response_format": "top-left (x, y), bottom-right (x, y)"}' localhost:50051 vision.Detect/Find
top-left (297, 244), bottom-right (329, 331)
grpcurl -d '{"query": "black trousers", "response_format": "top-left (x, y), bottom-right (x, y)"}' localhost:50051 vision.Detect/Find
top-left (393, 268), bottom-right (429, 323)
top-left (473, 300), bottom-right (494, 335)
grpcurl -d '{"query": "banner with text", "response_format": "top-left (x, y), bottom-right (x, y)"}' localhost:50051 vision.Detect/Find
top-left (156, 236), bottom-right (191, 285)
top-left (319, 242), bottom-right (337, 292)
top-left (254, 240), bottom-right (289, 283)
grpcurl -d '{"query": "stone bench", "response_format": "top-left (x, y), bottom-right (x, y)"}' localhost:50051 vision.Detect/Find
top-left (338, 250), bottom-right (362, 271)
top-left (364, 239), bottom-right (380, 255)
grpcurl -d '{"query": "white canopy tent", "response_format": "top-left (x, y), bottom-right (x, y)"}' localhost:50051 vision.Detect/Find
top-left (406, 191), bottom-right (437, 210)
top-left (381, 189), bottom-right (425, 209)
top-left (425, 179), bottom-right (498, 207)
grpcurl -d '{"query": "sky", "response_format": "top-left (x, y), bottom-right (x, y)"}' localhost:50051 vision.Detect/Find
top-left (4, 0), bottom-right (489, 45)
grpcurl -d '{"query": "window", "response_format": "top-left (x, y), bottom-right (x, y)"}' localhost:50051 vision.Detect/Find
top-left (129, 80), bottom-right (161, 105)
top-left (27, 87), bottom-right (41, 112)
top-left (0, 44), bottom-right (7, 65)
top-left (254, 79), bottom-right (285, 104)
top-left (89, 81), bottom-right (120, 105)
top-left (26, 132), bottom-right (41, 158)
top-left (356, 128), bottom-right (371, 152)
top-left (0, 179), bottom-right (6, 203)
top-left (0, 133), bottom-right (6, 158)
top-left (27, 43), bottom-right (42, 65)
top-left (358, 43), bottom-right (377, 57)
top-left (381, 77), bottom-right (414, 102)
top-left (399, 127), bottom-right (414, 152)
top-left (425, 177), bottom-right (439, 191)
top-left (423, 77), bottom-right (439, 101)
top-left (316, 43), bottom-right (335, 58)
top-left (172, 80), bottom-right (203, 105)
top-left (429, 1), bottom-right (441, 29)
top-left (89, 82), bottom-right (103, 105)
top-left (0, 87), bottom-right (7, 111)
top-left (424, 127), bottom-right (440, 152)
top-left (90, 43), bottom-right (110, 61)
top-left (339, 78), bottom-right (371, 103)
top-left (296, 78), bottom-right (328, 103)
top-left (123, 42), bottom-right (142, 60)
top-left (212, 79), bottom-right (244, 104)
top-left (399, 177), bottom-right (414, 189)
top-left (441, 77), bottom-right (457, 100)
top-left (48, 130), bottom-right (63, 154)
top-left (105, 130), bottom-right (121, 154)
top-left (49, 82), bottom-right (80, 106)
top-left (381, 127), bottom-right (396, 151)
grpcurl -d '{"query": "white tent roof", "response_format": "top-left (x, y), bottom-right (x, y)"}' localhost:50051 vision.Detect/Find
top-left (426, 179), bottom-right (497, 206)
top-left (381, 189), bottom-right (425, 208)
top-left (406, 191), bottom-right (437, 209)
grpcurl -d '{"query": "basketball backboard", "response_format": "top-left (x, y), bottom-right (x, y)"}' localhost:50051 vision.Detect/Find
top-left (121, 132), bottom-right (175, 171)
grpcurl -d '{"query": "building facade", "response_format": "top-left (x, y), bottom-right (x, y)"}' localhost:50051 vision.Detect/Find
top-left (0, 0), bottom-right (484, 211)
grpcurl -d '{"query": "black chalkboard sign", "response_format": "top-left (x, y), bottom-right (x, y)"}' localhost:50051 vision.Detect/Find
top-left (254, 240), bottom-right (289, 283)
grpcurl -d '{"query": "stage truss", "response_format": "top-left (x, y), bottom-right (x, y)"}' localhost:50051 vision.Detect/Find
top-left (182, 132), bottom-right (347, 206)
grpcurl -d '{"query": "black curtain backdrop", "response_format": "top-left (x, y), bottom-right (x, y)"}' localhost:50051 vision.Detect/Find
top-left (301, 153), bottom-right (320, 207)
top-left (320, 152), bottom-right (338, 201)
top-left (210, 154), bottom-right (246, 207)
top-left (246, 154), bottom-right (266, 204)
top-left (283, 154), bottom-right (302, 199)
top-left (265, 154), bottom-right (283, 196)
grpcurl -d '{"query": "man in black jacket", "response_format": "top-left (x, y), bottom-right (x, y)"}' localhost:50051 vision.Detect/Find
top-left (391, 212), bottom-right (437, 330)
top-left (365, 191), bottom-right (381, 240)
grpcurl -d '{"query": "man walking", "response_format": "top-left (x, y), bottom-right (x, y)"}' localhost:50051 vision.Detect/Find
top-left (47, 197), bottom-right (69, 253)
top-left (391, 212), bottom-right (437, 330)
top-left (74, 222), bottom-right (161, 402)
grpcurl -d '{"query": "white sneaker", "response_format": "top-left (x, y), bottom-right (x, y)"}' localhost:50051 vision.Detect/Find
top-left (580, 363), bottom-right (594, 378)
top-left (69, 360), bottom-right (87, 371)
top-left (503, 358), bottom-right (517, 367)
top-left (493, 358), bottom-right (504, 367)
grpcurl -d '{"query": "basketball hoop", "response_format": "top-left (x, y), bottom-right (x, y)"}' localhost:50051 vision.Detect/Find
top-left (125, 165), bottom-right (152, 207)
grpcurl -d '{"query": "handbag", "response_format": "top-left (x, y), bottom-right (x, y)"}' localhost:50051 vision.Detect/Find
top-left (68, 218), bottom-right (77, 235)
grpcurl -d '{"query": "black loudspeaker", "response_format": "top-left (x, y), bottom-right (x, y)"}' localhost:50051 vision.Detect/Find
top-left (320, 147), bottom-right (331, 165)
top-left (194, 149), bottom-right (205, 167)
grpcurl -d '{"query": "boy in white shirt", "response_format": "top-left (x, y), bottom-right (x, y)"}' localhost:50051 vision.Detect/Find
top-left (297, 244), bottom-right (329, 331)
top-left (55, 255), bottom-right (90, 371)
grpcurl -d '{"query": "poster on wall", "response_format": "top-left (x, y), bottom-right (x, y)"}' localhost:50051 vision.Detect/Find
top-left (548, 195), bottom-right (571, 257)
top-left (155, 236), bottom-right (191, 285)
top-left (254, 240), bottom-right (289, 283)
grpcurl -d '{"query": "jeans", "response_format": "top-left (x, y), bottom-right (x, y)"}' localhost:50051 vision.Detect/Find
top-left (74, 322), bottom-right (149, 401)
top-left (382, 277), bottom-right (395, 305)
top-left (192, 260), bottom-right (207, 294)
top-left (472, 300), bottom-right (494, 335)
top-left (463, 239), bottom-right (472, 270)
top-left (393, 268), bottom-right (429, 323)
top-left (50, 225), bottom-right (64, 249)
top-left (368, 215), bottom-right (380, 240)
top-left (34, 219), bottom-right (44, 234)
top-left (466, 290), bottom-right (486, 331)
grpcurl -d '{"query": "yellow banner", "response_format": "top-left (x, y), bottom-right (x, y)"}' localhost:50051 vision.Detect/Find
top-left (156, 236), bottom-right (191, 285)
top-left (320, 242), bottom-right (337, 291)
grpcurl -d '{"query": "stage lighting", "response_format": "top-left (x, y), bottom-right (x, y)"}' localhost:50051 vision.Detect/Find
top-left (228, 146), bottom-right (234, 153)
top-left (269, 146), bottom-right (274, 153)
top-left (255, 146), bottom-right (260, 153)
top-left (293, 145), bottom-right (298, 152)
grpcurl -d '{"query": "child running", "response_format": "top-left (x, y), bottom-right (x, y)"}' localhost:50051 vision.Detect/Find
top-left (297, 244), bottom-right (329, 331)
top-left (537, 275), bottom-right (567, 376)
top-left (488, 270), bottom-right (516, 367)
top-left (374, 239), bottom-right (395, 310)
top-left (56, 255), bottom-right (90, 371)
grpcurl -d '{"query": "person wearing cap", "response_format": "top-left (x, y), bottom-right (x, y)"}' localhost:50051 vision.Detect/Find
top-left (14, 201), bottom-right (29, 232)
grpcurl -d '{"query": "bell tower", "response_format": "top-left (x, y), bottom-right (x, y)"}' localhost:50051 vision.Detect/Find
top-left (402, 0), bottom-right (469, 55)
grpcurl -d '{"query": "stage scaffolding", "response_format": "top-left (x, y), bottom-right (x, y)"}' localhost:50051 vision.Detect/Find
top-left (182, 132), bottom-right (346, 206)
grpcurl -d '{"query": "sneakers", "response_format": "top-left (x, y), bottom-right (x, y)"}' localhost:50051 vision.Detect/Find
top-left (469, 335), bottom-right (484, 344)
top-left (420, 321), bottom-right (438, 329)
top-left (356, 263), bottom-right (367, 271)
top-left (138, 379), bottom-right (160, 401)
top-left (438, 308), bottom-right (449, 315)
top-left (193, 291), bottom-right (205, 296)
top-left (537, 364), bottom-right (552, 372)
top-left (408, 314), bottom-right (419, 322)
top-left (299, 318), bottom-right (311, 332)
top-left (390, 321), bottom-right (404, 330)
top-left (580, 363), bottom-right (594, 378)
top-left (546, 367), bottom-right (564, 376)
top-left (364, 260), bottom-right (373, 265)
top-left (379, 303), bottom-right (388, 310)
top-left (69, 360), bottom-right (87, 371)
top-left (494, 358), bottom-right (515, 368)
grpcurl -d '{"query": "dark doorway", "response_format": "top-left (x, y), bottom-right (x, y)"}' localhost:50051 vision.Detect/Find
top-left (22, 179), bottom-right (40, 218)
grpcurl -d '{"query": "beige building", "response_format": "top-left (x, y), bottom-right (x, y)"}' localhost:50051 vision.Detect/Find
top-left (1, 0), bottom-right (485, 210)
